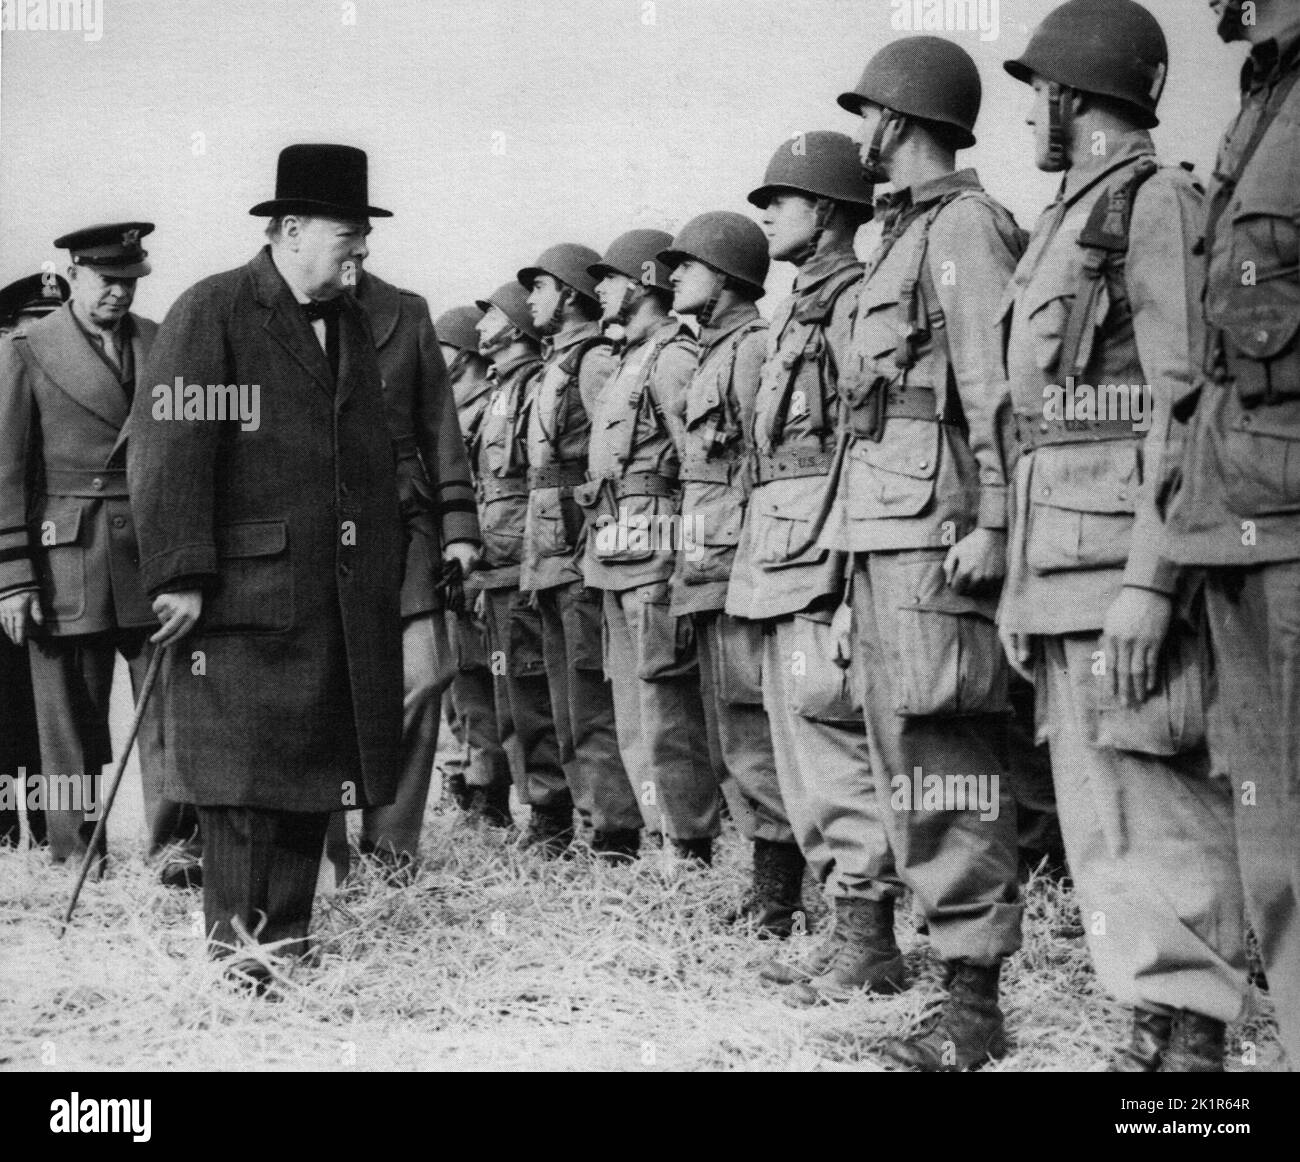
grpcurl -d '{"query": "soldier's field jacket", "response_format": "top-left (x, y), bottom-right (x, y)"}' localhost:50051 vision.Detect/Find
top-left (580, 317), bottom-right (695, 593)
top-left (726, 248), bottom-right (862, 622)
top-left (821, 170), bottom-right (1018, 560)
top-left (520, 321), bottom-right (616, 592)
top-left (0, 303), bottom-right (157, 634)
top-left (469, 352), bottom-right (542, 591)
top-left (1000, 133), bottom-right (1202, 636)
top-left (1164, 21), bottom-right (1300, 568)
top-left (670, 300), bottom-right (768, 617)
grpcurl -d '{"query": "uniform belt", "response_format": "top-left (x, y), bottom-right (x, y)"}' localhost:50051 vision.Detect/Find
top-left (610, 471), bottom-right (678, 500)
top-left (527, 462), bottom-right (587, 490)
top-left (679, 456), bottom-right (737, 485)
top-left (44, 468), bottom-right (130, 497)
top-left (479, 474), bottom-right (528, 501)
top-left (392, 434), bottom-right (420, 459)
top-left (883, 383), bottom-right (942, 422)
top-left (1013, 412), bottom-right (1140, 451)
top-left (753, 447), bottom-right (834, 483)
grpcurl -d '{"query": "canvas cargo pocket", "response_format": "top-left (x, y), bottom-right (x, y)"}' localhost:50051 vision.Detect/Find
top-left (784, 606), bottom-right (860, 724)
top-left (479, 479), bottom-right (529, 568)
top-left (1091, 619), bottom-right (1207, 756)
top-left (34, 504), bottom-right (86, 621)
top-left (1026, 441), bottom-right (1139, 573)
top-left (751, 476), bottom-right (830, 571)
top-left (1221, 403), bottom-right (1300, 516)
top-left (506, 590), bottom-right (546, 677)
top-left (679, 483), bottom-right (744, 586)
top-left (452, 610), bottom-right (489, 672)
top-left (891, 585), bottom-right (1008, 718)
top-left (715, 614), bottom-right (764, 705)
top-left (634, 584), bottom-right (697, 681)
top-left (575, 479), bottom-right (659, 564)
top-left (528, 487), bottom-right (574, 558)
top-left (205, 519), bottom-right (292, 633)
top-left (844, 418), bottom-right (941, 522)
top-left (562, 583), bottom-right (605, 672)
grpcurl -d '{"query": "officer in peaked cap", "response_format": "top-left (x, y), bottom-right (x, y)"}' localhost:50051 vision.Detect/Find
top-left (0, 222), bottom-right (200, 882)
top-left (0, 272), bottom-right (70, 335)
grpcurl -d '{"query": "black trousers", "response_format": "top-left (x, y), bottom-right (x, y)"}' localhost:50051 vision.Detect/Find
top-left (197, 805), bottom-right (330, 960)
top-left (0, 636), bottom-right (44, 846)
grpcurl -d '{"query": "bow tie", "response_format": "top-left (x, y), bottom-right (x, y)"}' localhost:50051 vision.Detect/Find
top-left (302, 297), bottom-right (343, 323)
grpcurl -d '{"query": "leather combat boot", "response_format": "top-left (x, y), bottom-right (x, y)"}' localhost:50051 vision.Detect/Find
top-left (785, 896), bottom-right (906, 1006)
top-left (519, 799), bottom-right (575, 858)
top-left (726, 840), bottom-right (807, 938)
top-left (1107, 1008), bottom-right (1172, 1072)
top-left (670, 837), bottom-right (713, 866)
top-left (591, 828), bottom-right (641, 862)
top-left (468, 782), bottom-right (514, 829)
top-left (1160, 1010), bottom-right (1226, 1073)
top-left (880, 960), bottom-right (1007, 1071)
top-left (760, 921), bottom-right (845, 985)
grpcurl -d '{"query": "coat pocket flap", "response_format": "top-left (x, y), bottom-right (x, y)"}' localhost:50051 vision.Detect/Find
top-left (907, 590), bottom-right (998, 620)
top-left (853, 418), bottom-right (940, 480)
top-left (572, 480), bottom-right (604, 509)
top-left (685, 376), bottom-right (722, 427)
top-left (216, 519), bottom-right (288, 559)
top-left (37, 506), bottom-right (83, 546)
top-left (1218, 300), bottom-right (1300, 361)
top-left (1030, 441), bottom-right (1140, 515)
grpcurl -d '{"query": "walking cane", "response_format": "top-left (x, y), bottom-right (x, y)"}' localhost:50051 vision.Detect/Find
top-left (58, 645), bottom-right (165, 937)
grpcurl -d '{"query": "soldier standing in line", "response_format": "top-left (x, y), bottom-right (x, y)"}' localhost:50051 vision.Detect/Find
top-left (0, 225), bottom-right (199, 885)
top-left (517, 245), bottom-right (643, 855)
top-left (1161, 0), bottom-right (1300, 1070)
top-left (436, 303), bottom-right (517, 826)
top-left (826, 39), bottom-right (1024, 1069)
top-left (0, 272), bottom-right (67, 849)
top-left (722, 137), bottom-right (899, 987)
top-left (577, 231), bottom-right (715, 863)
top-left (659, 215), bottom-right (799, 922)
top-left (469, 282), bottom-right (568, 833)
top-left (999, 0), bottom-right (1249, 1073)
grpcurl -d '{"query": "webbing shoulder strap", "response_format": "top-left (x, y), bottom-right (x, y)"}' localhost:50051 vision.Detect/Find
top-left (1059, 158), bottom-right (1161, 382)
top-left (715, 319), bottom-right (768, 443)
top-left (545, 334), bottom-right (610, 453)
top-left (618, 328), bottom-right (692, 470)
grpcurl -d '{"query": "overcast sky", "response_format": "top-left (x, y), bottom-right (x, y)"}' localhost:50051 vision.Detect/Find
top-left (0, 0), bottom-right (1246, 322)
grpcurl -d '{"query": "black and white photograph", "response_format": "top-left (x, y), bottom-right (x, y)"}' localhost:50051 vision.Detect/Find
top-left (0, 0), bottom-right (1294, 1105)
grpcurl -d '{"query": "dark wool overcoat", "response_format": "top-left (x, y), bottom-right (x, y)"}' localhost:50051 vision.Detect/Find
top-left (127, 247), bottom-right (403, 812)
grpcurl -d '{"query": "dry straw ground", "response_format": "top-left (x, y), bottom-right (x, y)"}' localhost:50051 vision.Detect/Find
top-left (0, 783), bottom-right (1284, 1073)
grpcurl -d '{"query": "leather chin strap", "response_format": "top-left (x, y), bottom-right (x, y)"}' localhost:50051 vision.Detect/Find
top-left (696, 269), bottom-right (728, 329)
top-left (861, 109), bottom-right (898, 183)
top-left (608, 280), bottom-right (643, 328)
top-left (1045, 82), bottom-right (1073, 173)
top-left (536, 285), bottom-right (572, 336)
top-left (788, 198), bottom-right (836, 268)
top-left (478, 317), bottom-right (520, 358)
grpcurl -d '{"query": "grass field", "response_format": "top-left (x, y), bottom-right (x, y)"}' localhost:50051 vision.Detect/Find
top-left (0, 777), bottom-right (1283, 1073)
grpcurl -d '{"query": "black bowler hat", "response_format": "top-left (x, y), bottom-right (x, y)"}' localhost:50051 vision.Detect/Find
top-left (249, 143), bottom-right (392, 219)
top-left (0, 272), bottom-right (71, 327)
top-left (53, 222), bottom-right (154, 278)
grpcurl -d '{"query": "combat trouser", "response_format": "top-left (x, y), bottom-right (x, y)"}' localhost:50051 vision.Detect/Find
top-left (446, 608), bottom-right (514, 793)
top-left (602, 581), bottom-right (717, 841)
top-left (537, 581), bottom-right (642, 833)
top-left (1205, 563), bottom-right (1300, 1067)
top-left (692, 610), bottom-right (788, 843)
top-left (850, 550), bottom-right (1022, 965)
top-left (1040, 632), bottom-right (1247, 1022)
top-left (763, 612), bottom-right (895, 898)
top-left (483, 585), bottom-right (567, 811)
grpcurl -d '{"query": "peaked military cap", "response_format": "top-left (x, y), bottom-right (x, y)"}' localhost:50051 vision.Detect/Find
top-left (53, 222), bottom-right (154, 278)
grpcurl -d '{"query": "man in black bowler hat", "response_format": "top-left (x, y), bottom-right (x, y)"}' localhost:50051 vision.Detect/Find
top-left (0, 227), bottom-right (200, 879)
top-left (129, 144), bottom-right (405, 984)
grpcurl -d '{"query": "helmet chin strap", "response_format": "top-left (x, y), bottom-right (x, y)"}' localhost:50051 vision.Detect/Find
top-left (861, 109), bottom-right (898, 183)
top-left (789, 198), bottom-right (835, 268)
top-left (696, 269), bottom-right (727, 329)
top-left (1045, 82), bottom-right (1073, 173)
top-left (537, 285), bottom-right (572, 336)
top-left (478, 318), bottom-right (521, 358)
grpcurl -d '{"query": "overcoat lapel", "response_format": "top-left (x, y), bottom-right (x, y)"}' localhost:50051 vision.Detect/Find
top-left (249, 247), bottom-right (335, 399)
